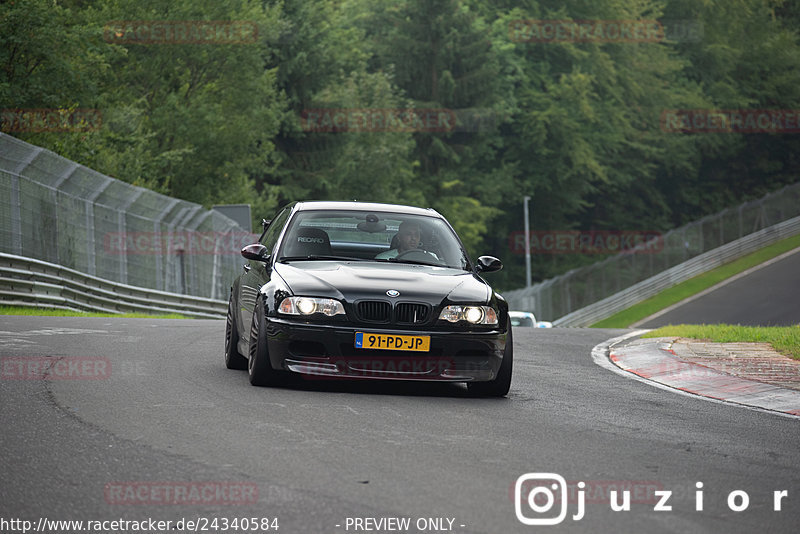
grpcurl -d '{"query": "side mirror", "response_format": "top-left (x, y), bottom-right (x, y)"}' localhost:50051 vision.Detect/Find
top-left (241, 243), bottom-right (270, 262)
top-left (475, 255), bottom-right (502, 273)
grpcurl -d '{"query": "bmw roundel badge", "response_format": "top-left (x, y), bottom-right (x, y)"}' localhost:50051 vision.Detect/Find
top-left (386, 290), bottom-right (400, 297)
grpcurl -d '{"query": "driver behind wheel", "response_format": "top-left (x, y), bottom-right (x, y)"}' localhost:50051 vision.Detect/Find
top-left (375, 220), bottom-right (438, 260)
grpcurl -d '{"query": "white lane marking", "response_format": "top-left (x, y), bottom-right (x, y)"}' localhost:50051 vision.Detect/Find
top-left (0, 328), bottom-right (116, 337)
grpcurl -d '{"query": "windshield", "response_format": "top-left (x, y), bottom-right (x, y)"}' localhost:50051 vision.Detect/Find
top-left (277, 209), bottom-right (470, 270)
top-left (510, 316), bottom-right (534, 327)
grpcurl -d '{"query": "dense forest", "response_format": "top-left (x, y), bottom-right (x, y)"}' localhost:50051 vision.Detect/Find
top-left (3, 0), bottom-right (799, 290)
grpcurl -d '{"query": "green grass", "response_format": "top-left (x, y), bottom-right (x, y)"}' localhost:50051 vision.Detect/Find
top-left (591, 234), bottom-right (800, 328)
top-left (0, 305), bottom-right (188, 319)
top-left (642, 324), bottom-right (800, 360)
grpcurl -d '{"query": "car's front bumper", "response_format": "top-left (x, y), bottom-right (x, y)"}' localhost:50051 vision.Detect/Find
top-left (266, 319), bottom-right (507, 382)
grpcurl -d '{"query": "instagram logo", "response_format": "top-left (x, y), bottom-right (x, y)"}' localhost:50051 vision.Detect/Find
top-left (515, 473), bottom-right (578, 525)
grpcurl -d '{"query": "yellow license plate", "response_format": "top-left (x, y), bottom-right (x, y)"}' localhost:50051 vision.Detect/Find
top-left (355, 332), bottom-right (430, 352)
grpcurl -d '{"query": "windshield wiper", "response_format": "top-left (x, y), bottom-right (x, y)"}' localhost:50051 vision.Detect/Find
top-left (278, 255), bottom-right (366, 263)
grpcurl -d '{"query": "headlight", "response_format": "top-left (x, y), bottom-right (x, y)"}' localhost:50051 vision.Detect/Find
top-left (278, 296), bottom-right (345, 317)
top-left (438, 305), bottom-right (498, 325)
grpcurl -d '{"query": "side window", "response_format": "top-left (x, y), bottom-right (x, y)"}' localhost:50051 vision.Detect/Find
top-left (259, 207), bottom-right (291, 255)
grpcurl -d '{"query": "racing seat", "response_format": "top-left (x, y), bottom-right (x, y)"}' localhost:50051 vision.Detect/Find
top-left (283, 227), bottom-right (332, 257)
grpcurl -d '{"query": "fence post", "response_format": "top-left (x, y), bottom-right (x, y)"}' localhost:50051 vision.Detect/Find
top-left (84, 176), bottom-right (113, 277)
top-left (117, 189), bottom-right (145, 284)
top-left (154, 199), bottom-right (181, 292)
top-left (180, 207), bottom-right (207, 296)
top-left (10, 147), bottom-right (44, 256)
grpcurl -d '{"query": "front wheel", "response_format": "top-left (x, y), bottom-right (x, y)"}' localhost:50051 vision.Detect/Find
top-left (248, 297), bottom-right (286, 387)
top-left (467, 322), bottom-right (512, 397)
top-left (224, 294), bottom-right (247, 370)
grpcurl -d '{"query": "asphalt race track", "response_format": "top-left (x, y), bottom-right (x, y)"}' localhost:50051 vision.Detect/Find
top-left (639, 248), bottom-right (800, 328)
top-left (1, 316), bottom-right (799, 533)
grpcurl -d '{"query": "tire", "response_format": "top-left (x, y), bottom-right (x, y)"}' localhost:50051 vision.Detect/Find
top-left (248, 297), bottom-right (285, 387)
top-left (224, 294), bottom-right (248, 370)
top-left (467, 322), bottom-right (513, 397)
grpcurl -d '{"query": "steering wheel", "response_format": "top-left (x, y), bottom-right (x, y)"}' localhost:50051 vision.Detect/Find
top-left (394, 249), bottom-right (442, 264)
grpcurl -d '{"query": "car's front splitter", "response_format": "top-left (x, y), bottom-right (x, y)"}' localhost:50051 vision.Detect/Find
top-left (266, 319), bottom-right (506, 382)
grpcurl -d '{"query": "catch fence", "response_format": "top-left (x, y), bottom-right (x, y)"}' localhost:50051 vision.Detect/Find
top-left (0, 133), bottom-right (255, 302)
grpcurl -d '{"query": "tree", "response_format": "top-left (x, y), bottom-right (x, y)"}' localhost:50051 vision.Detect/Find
top-left (0, 0), bottom-right (98, 108)
top-left (656, 0), bottom-right (800, 222)
top-left (352, 0), bottom-right (511, 253)
top-left (82, 0), bottom-right (285, 214)
top-left (0, 0), bottom-right (107, 160)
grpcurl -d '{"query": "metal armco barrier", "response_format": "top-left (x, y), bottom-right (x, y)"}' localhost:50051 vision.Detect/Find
top-left (0, 253), bottom-right (226, 318)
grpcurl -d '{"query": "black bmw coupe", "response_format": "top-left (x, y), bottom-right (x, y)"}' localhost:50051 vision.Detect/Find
top-left (224, 201), bottom-right (512, 396)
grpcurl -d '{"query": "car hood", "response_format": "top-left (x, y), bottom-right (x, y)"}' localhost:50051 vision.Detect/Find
top-left (274, 261), bottom-right (491, 304)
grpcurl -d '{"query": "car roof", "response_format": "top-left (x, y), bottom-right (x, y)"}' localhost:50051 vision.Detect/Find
top-left (293, 201), bottom-right (440, 218)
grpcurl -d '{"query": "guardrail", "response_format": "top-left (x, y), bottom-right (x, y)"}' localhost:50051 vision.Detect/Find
top-left (549, 215), bottom-right (800, 327)
top-left (0, 253), bottom-right (227, 318)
